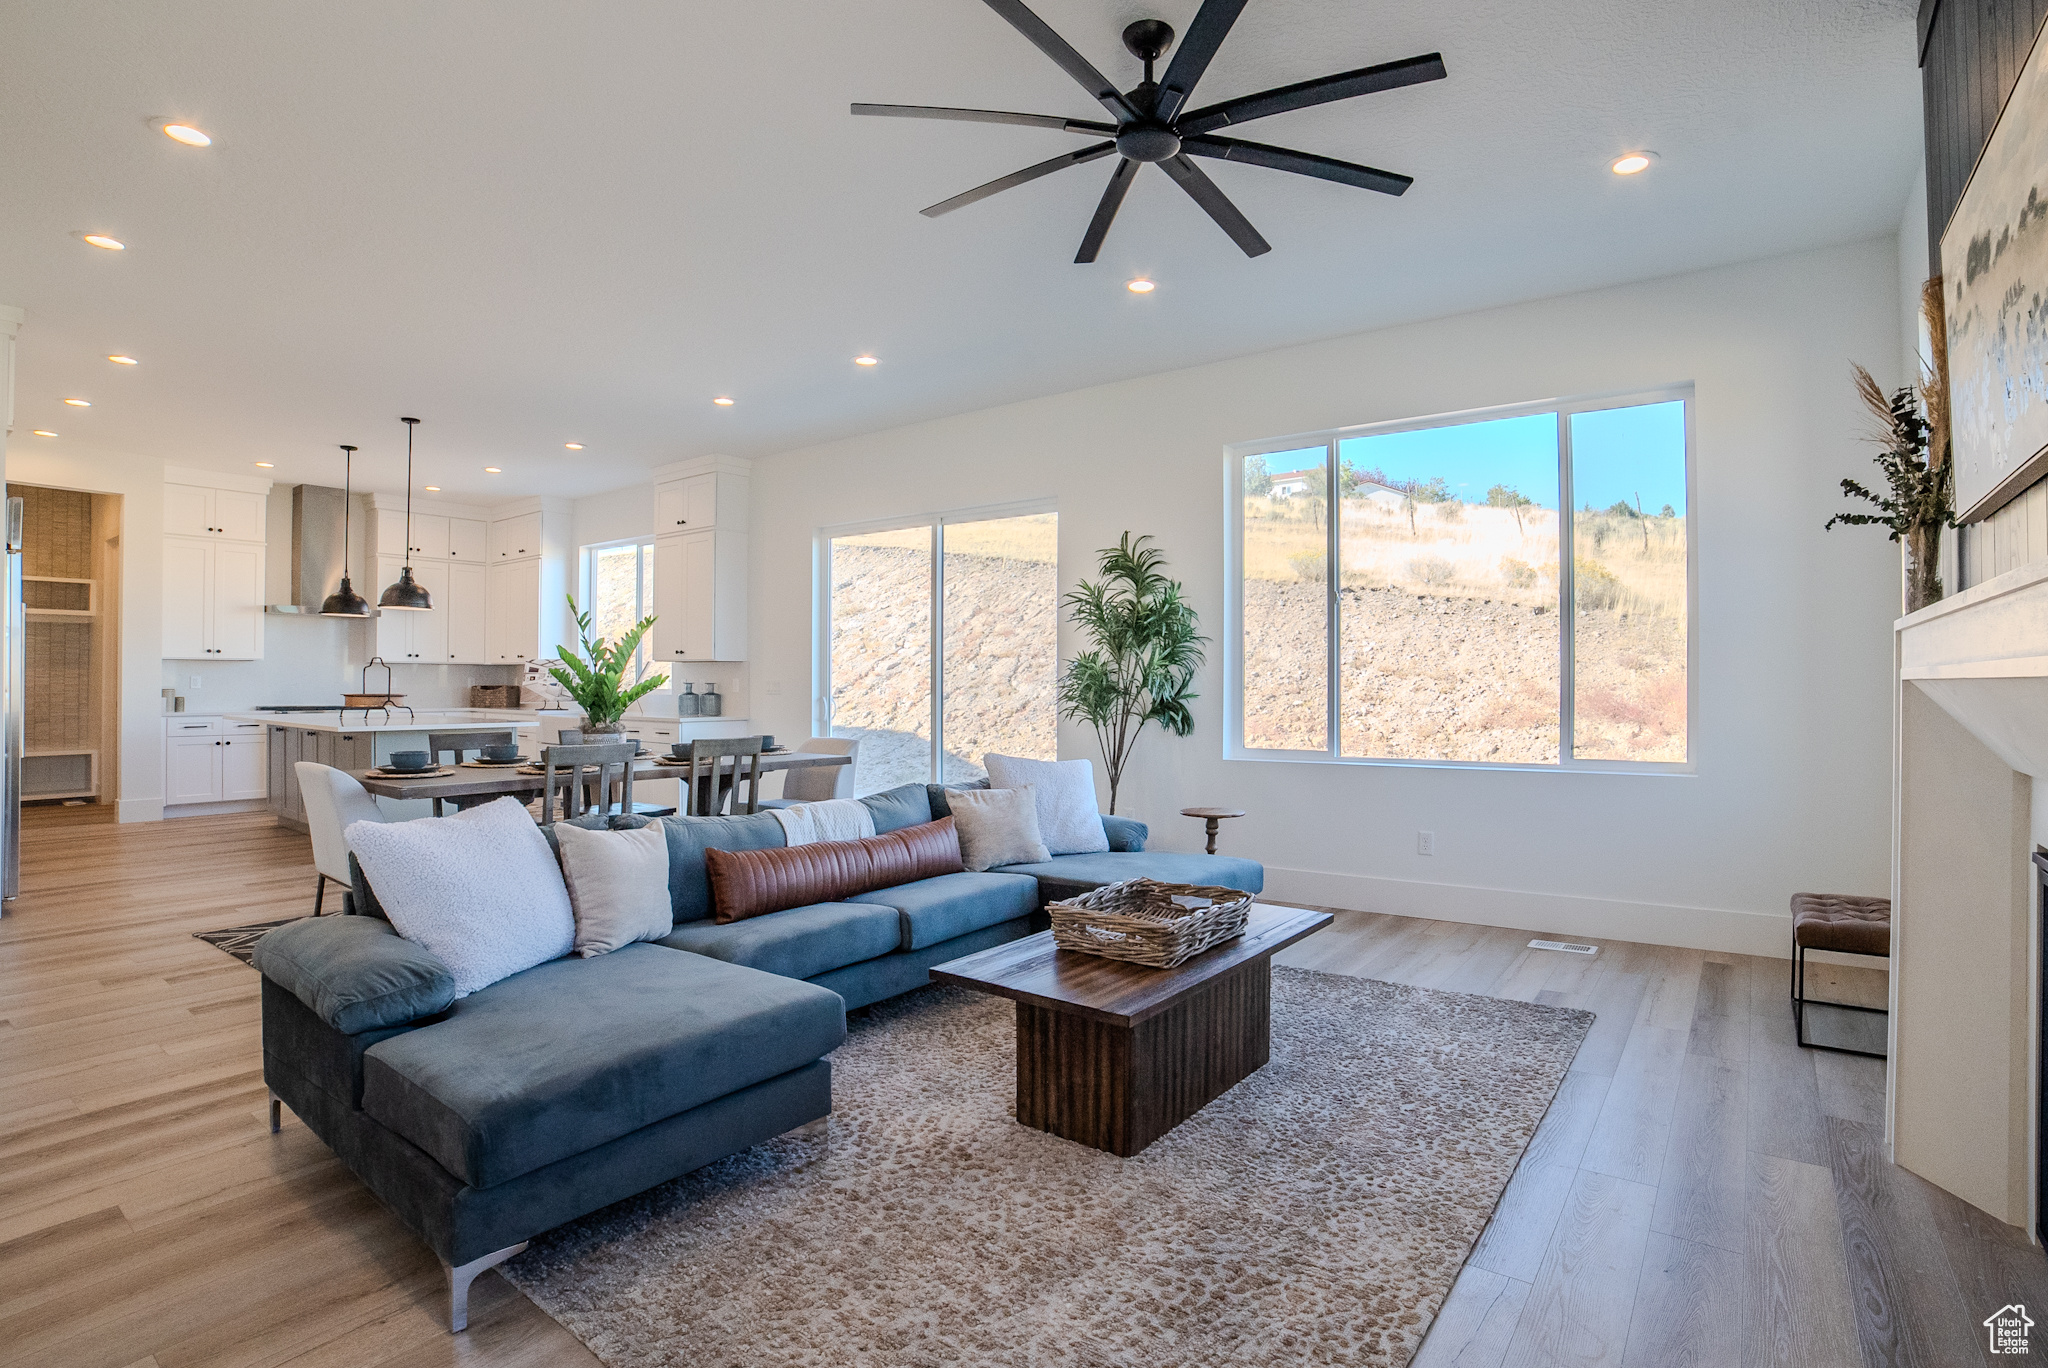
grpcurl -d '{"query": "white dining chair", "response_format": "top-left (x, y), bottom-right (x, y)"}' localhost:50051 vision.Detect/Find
top-left (770, 737), bottom-right (860, 804)
top-left (297, 762), bottom-right (386, 915)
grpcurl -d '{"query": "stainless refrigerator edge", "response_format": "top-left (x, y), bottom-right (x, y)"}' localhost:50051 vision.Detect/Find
top-left (2, 495), bottom-right (22, 902)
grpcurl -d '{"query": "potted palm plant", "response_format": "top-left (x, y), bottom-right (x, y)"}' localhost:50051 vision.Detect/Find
top-left (1058, 533), bottom-right (1207, 813)
top-left (549, 596), bottom-right (663, 735)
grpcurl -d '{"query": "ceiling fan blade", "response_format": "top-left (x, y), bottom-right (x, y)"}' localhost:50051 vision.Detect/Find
top-left (920, 141), bottom-right (1118, 217)
top-left (1176, 53), bottom-right (1447, 135)
top-left (978, 0), bottom-right (1141, 123)
top-left (1159, 154), bottom-right (1271, 256)
top-left (851, 103), bottom-right (1117, 135)
top-left (1075, 159), bottom-right (1140, 263)
top-left (1184, 135), bottom-right (1413, 195)
top-left (1154, 0), bottom-right (1251, 123)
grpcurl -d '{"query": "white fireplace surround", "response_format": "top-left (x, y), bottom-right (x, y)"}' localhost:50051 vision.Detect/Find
top-left (1893, 559), bottom-right (2048, 1232)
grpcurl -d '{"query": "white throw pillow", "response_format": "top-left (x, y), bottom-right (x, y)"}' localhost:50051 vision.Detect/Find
top-left (947, 785), bottom-right (1051, 872)
top-left (982, 754), bottom-right (1111, 856)
top-left (345, 796), bottom-right (574, 997)
top-left (555, 820), bottom-right (673, 957)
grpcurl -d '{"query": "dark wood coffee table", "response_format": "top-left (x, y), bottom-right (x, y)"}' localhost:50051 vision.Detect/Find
top-left (931, 904), bottom-right (1332, 1156)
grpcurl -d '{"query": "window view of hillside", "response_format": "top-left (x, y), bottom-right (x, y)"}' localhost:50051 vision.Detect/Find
top-left (1569, 402), bottom-right (1688, 762)
top-left (829, 514), bottom-right (1057, 793)
top-left (1238, 395), bottom-right (1688, 766)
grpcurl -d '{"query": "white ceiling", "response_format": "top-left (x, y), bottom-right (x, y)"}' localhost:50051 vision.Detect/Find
top-left (0, 0), bottom-right (1921, 501)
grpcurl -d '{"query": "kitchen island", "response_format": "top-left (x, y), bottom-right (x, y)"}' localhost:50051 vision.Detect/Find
top-left (235, 710), bottom-right (543, 828)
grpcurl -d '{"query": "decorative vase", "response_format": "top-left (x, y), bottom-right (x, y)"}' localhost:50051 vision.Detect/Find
top-left (677, 683), bottom-right (700, 717)
top-left (700, 683), bottom-right (722, 717)
top-left (1904, 521), bottom-right (1945, 615)
top-left (580, 716), bottom-right (626, 737)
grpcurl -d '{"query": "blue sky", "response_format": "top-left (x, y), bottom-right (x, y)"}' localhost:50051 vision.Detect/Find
top-left (1262, 399), bottom-right (1688, 514)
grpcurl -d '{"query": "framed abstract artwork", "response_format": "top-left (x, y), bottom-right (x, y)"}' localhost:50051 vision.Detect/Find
top-left (1942, 20), bottom-right (2048, 522)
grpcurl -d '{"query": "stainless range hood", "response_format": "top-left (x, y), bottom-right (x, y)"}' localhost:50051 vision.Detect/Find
top-left (266, 484), bottom-right (355, 614)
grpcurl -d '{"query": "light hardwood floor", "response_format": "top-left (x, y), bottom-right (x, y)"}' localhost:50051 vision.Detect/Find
top-left (2, 807), bottom-right (2041, 1366)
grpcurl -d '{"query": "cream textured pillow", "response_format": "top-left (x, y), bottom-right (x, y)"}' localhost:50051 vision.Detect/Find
top-left (982, 753), bottom-right (1110, 855)
top-left (947, 785), bottom-right (1051, 872)
top-left (555, 820), bottom-right (673, 957)
top-left (345, 796), bottom-right (573, 997)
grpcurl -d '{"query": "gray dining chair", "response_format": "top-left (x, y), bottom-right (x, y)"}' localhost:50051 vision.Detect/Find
top-left (762, 737), bottom-right (859, 807)
top-left (426, 730), bottom-right (517, 815)
top-left (539, 741), bottom-right (641, 825)
top-left (679, 737), bottom-right (765, 816)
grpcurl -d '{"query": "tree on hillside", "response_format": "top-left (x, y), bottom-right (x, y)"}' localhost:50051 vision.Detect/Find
top-left (1302, 467), bottom-right (1328, 528)
top-left (1486, 483), bottom-right (1534, 535)
top-left (1412, 476), bottom-right (1452, 503)
top-left (1243, 454), bottom-right (1272, 497)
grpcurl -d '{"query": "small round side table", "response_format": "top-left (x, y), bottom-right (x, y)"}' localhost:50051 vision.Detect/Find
top-left (1181, 807), bottom-right (1247, 855)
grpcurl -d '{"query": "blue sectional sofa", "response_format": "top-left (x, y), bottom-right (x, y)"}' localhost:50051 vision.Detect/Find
top-left (254, 781), bottom-right (1261, 1330)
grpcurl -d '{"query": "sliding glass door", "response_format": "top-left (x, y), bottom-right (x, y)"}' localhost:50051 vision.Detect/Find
top-left (825, 509), bottom-right (1057, 794)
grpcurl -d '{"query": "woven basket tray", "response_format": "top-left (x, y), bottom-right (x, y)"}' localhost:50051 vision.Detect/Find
top-left (1046, 878), bottom-right (1253, 969)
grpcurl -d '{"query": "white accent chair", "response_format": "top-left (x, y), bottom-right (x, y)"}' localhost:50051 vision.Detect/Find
top-left (769, 737), bottom-right (860, 805)
top-left (297, 762), bottom-right (386, 915)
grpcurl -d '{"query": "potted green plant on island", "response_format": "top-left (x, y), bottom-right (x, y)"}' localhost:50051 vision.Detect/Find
top-left (550, 596), bottom-right (662, 736)
top-left (1058, 533), bottom-right (1207, 813)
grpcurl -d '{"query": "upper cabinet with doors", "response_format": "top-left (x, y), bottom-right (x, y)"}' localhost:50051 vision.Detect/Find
top-left (367, 495), bottom-right (492, 664)
top-left (649, 456), bottom-right (749, 663)
top-left (483, 497), bottom-right (570, 664)
top-left (162, 469), bottom-right (268, 660)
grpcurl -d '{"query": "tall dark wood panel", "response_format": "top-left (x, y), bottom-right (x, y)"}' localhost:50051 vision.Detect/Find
top-left (1919, 0), bottom-right (2048, 268)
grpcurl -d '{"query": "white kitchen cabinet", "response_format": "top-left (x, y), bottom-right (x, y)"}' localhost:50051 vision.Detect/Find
top-left (165, 483), bottom-right (266, 541)
top-left (373, 557), bottom-right (450, 662)
top-left (377, 510), bottom-right (452, 561)
top-left (447, 518), bottom-right (487, 562)
top-left (163, 718), bottom-right (268, 806)
top-left (447, 561), bottom-right (488, 663)
top-left (163, 537), bottom-right (265, 659)
top-left (655, 474), bottom-right (723, 533)
top-left (489, 511), bottom-right (543, 562)
top-left (652, 528), bottom-right (747, 663)
top-left (487, 557), bottom-right (543, 662)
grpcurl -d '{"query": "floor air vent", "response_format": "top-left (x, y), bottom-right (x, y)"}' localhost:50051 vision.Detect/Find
top-left (1528, 939), bottom-right (1599, 955)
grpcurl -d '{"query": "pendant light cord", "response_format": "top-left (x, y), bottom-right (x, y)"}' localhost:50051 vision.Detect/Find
top-left (400, 418), bottom-right (419, 567)
top-left (339, 445), bottom-right (355, 579)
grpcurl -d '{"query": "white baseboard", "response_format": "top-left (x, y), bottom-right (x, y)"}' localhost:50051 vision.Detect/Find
top-left (161, 799), bottom-right (270, 820)
top-left (1262, 865), bottom-right (1803, 959)
top-left (118, 798), bottom-right (164, 823)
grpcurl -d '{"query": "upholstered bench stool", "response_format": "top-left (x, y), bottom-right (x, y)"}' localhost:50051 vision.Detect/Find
top-left (1789, 892), bottom-right (1890, 1057)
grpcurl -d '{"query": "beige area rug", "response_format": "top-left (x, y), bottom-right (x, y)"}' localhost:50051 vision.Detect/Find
top-left (504, 968), bottom-right (1592, 1368)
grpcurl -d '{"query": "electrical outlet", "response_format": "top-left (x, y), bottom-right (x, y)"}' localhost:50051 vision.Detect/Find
top-left (189, 675), bottom-right (202, 690)
top-left (764, 680), bottom-right (782, 696)
top-left (1417, 830), bottom-right (1435, 856)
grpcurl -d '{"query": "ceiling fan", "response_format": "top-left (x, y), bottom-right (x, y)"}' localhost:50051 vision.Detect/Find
top-left (853, 0), bottom-right (1446, 262)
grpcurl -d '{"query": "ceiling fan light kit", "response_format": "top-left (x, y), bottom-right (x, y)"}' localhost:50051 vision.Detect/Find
top-left (854, 0), bottom-right (1445, 262)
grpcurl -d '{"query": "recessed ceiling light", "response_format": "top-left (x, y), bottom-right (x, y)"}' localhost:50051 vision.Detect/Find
top-left (161, 123), bottom-right (211, 147)
top-left (564, 442), bottom-right (583, 450)
top-left (80, 234), bottom-right (125, 251)
top-left (483, 467), bottom-right (502, 474)
top-left (424, 485), bottom-right (440, 492)
top-left (713, 396), bottom-right (735, 406)
top-left (853, 355), bottom-right (879, 366)
top-left (1611, 152), bottom-right (1655, 175)
top-left (106, 354), bottom-right (138, 365)
top-left (254, 462), bottom-right (274, 468)
top-left (62, 398), bottom-right (91, 407)
top-left (1127, 278), bottom-right (1156, 293)
top-left (31, 431), bottom-right (56, 438)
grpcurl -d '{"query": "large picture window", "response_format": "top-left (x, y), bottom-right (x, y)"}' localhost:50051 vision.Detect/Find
top-left (581, 539), bottom-right (665, 689)
top-left (1231, 389), bottom-right (1690, 769)
top-left (821, 507), bottom-right (1058, 794)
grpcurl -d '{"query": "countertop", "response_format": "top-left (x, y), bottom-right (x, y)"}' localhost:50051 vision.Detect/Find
top-left (223, 709), bottom-right (541, 735)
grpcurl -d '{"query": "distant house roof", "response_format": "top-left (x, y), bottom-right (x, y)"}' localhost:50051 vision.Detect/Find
top-left (1269, 468), bottom-right (1319, 484)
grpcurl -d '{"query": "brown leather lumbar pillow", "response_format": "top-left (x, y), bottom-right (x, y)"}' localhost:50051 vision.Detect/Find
top-left (705, 818), bottom-right (964, 924)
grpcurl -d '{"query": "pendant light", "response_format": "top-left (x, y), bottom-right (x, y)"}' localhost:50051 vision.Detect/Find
top-left (318, 444), bottom-right (372, 617)
top-left (378, 417), bottom-right (433, 611)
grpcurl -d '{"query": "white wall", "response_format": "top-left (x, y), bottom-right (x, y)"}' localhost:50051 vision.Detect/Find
top-left (744, 237), bottom-right (1906, 955)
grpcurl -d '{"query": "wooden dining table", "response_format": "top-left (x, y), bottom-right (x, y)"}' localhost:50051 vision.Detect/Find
top-left (351, 750), bottom-right (849, 814)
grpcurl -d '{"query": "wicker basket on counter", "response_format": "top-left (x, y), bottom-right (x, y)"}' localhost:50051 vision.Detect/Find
top-left (1046, 878), bottom-right (1253, 968)
top-left (470, 684), bottom-right (524, 708)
